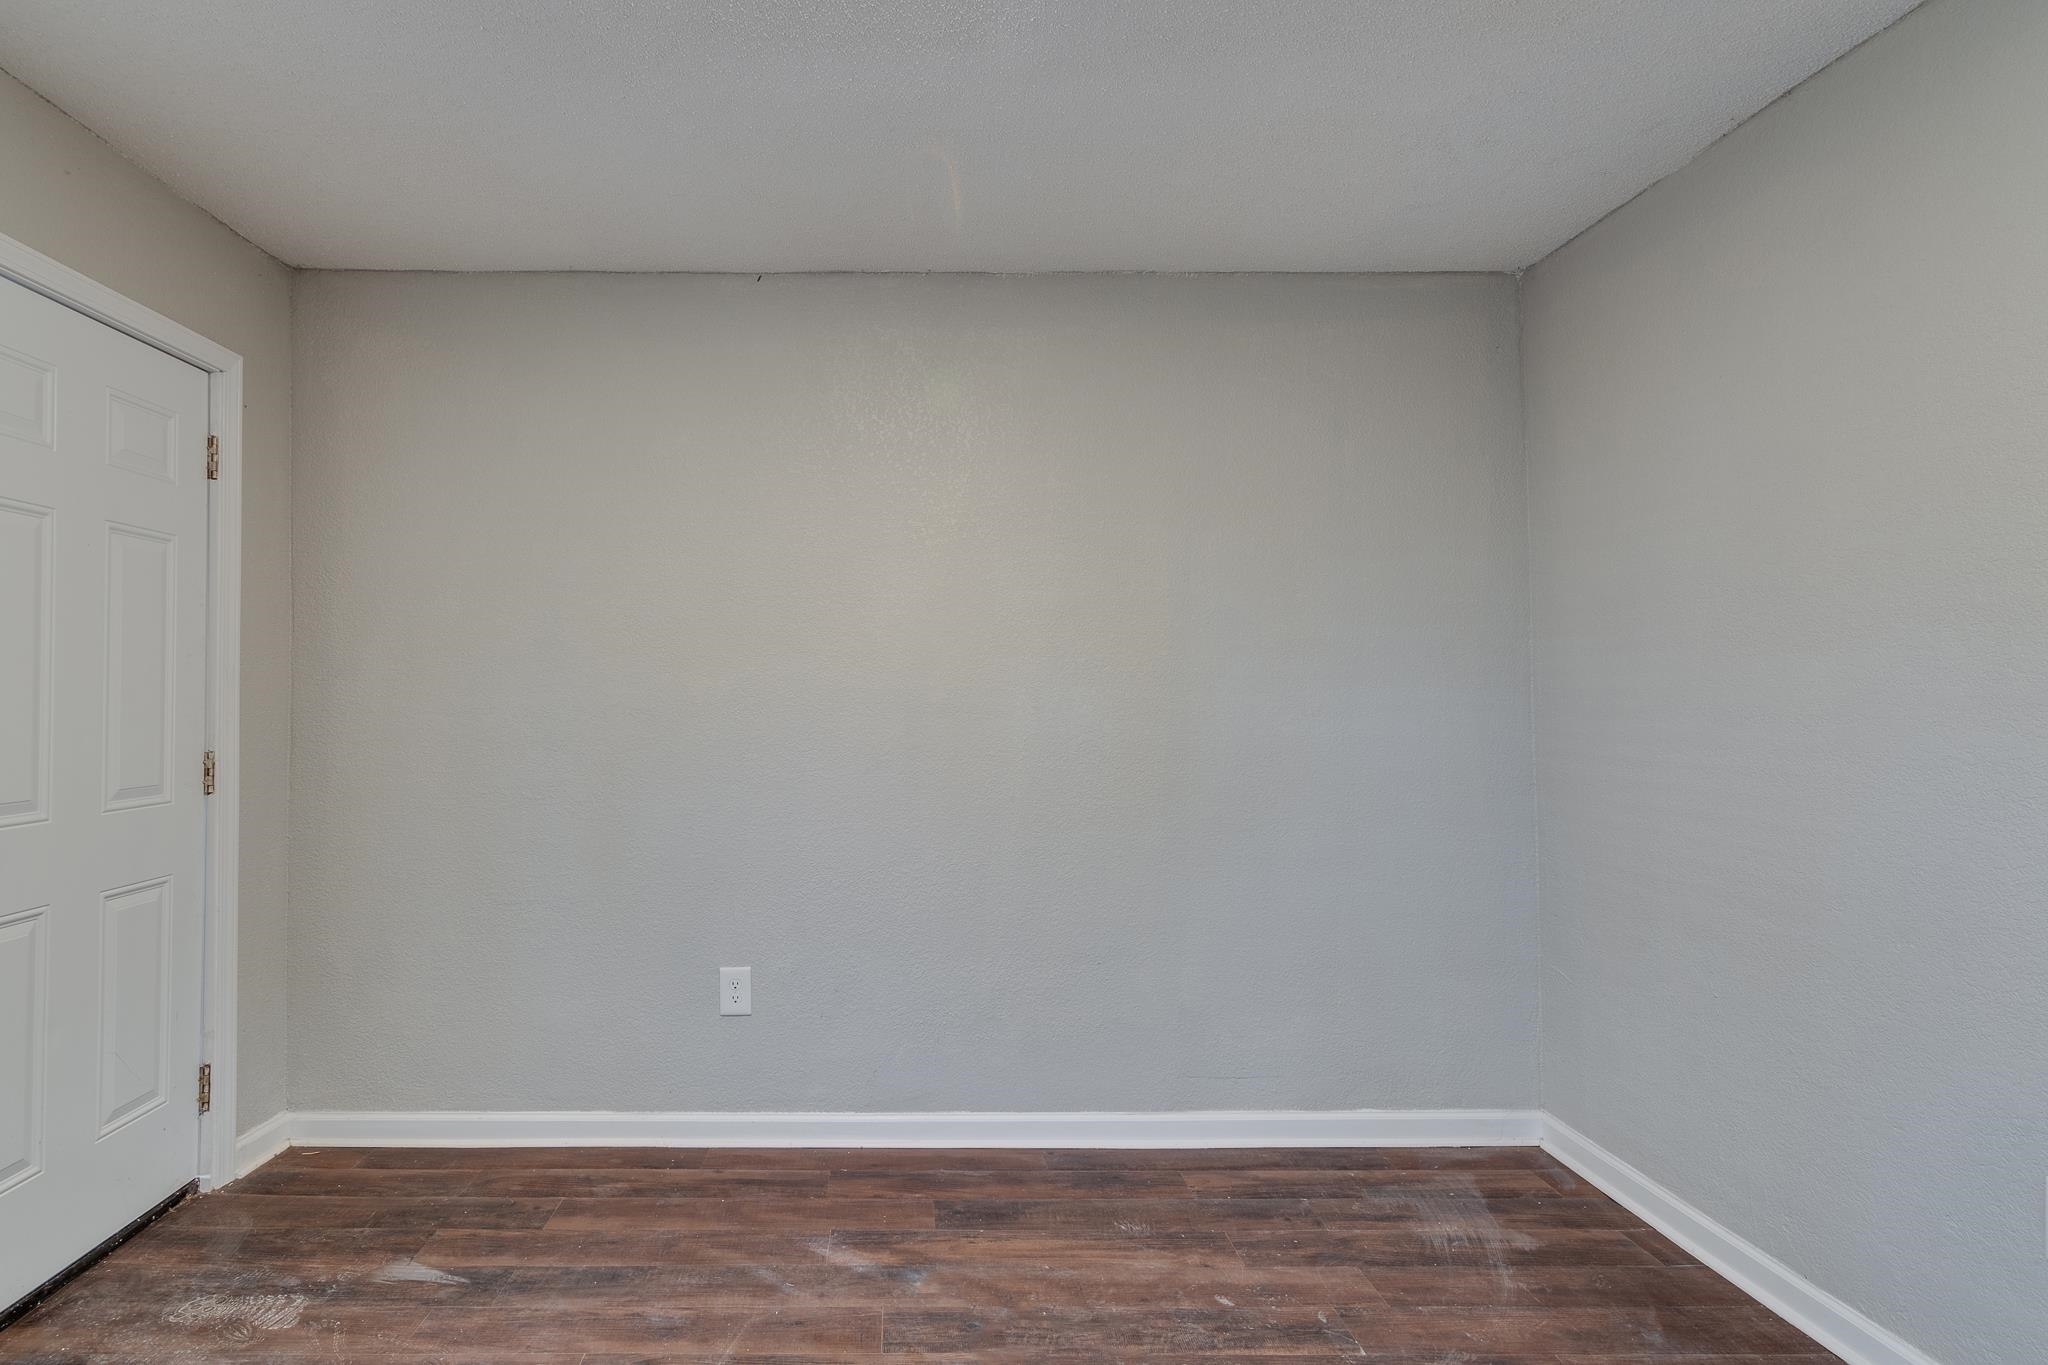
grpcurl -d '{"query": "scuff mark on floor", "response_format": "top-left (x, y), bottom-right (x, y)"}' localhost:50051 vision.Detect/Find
top-left (707, 1309), bottom-right (761, 1364)
top-left (370, 1258), bottom-right (468, 1286)
top-left (804, 1235), bottom-right (876, 1271)
top-left (165, 1292), bottom-right (308, 1331)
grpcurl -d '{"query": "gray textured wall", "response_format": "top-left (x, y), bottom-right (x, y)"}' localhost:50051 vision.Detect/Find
top-left (289, 270), bottom-right (1536, 1113)
top-left (0, 68), bottom-right (293, 1137)
top-left (1523, 1), bottom-right (2048, 1361)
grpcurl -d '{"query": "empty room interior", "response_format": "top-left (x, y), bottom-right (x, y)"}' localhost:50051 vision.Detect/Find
top-left (0, 1), bottom-right (2042, 1362)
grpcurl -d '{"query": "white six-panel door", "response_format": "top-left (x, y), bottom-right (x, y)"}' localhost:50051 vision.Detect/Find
top-left (1, 275), bottom-right (209, 1308)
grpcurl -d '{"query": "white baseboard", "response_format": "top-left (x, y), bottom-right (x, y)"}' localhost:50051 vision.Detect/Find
top-left (230, 1110), bottom-right (293, 1181)
top-left (274, 1107), bottom-right (1541, 1150)
top-left (1541, 1116), bottom-right (1941, 1365)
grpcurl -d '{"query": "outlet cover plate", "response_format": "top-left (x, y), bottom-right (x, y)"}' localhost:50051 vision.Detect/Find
top-left (720, 966), bottom-right (751, 1016)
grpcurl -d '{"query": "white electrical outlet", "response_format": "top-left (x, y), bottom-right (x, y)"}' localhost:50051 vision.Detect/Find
top-left (720, 966), bottom-right (751, 1016)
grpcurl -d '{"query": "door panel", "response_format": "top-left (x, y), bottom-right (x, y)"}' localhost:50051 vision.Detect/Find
top-left (0, 345), bottom-right (53, 447)
top-left (0, 498), bottom-right (52, 826)
top-left (102, 524), bottom-right (177, 810)
top-left (0, 907), bottom-right (47, 1194)
top-left (0, 275), bottom-right (208, 1309)
top-left (97, 877), bottom-right (172, 1135)
top-left (106, 391), bottom-right (180, 483)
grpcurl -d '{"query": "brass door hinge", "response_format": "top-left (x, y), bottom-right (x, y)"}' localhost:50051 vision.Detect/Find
top-left (206, 434), bottom-right (220, 480)
top-left (202, 751), bottom-right (217, 796)
top-left (197, 1063), bottom-right (212, 1114)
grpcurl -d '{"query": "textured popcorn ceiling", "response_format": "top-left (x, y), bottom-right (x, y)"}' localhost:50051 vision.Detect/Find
top-left (0, 0), bottom-right (1916, 272)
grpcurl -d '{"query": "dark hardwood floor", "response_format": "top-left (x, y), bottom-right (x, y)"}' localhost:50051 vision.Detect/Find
top-left (0, 1146), bottom-right (1837, 1362)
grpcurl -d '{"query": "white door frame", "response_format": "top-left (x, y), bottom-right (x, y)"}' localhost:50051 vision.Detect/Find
top-left (0, 231), bottom-right (243, 1191)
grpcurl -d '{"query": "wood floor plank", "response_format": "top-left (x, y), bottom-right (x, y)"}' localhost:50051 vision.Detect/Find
top-left (359, 1146), bottom-right (709, 1170)
top-left (884, 1357), bottom-right (1386, 1365)
top-left (1307, 1194), bottom-right (1652, 1231)
top-left (1625, 1226), bottom-right (1707, 1265)
top-left (547, 1196), bottom-right (938, 1231)
top-left (0, 1296), bottom-right (431, 1358)
top-left (229, 1167), bottom-right (488, 1198)
top-left (419, 1227), bottom-right (1255, 1271)
top-left (34, 1259), bottom-right (494, 1311)
top-left (1554, 1357), bottom-right (1843, 1364)
top-left (1361, 1265), bottom-right (1756, 1308)
top-left (1230, 1228), bottom-right (1675, 1269)
top-left (1181, 1170), bottom-right (1562, 1198)
top-left (935, 1198), bottom-right (1320, 1232)
top-left (826, 1169), bottom-right (1190, 1200)
top-left (168, 1193), bottom-right (561, 1231)
top-left (1339, 1303), bottom-right (1823, 1355)
top-left (881, 1305), bottom-right (1364, 1354)
top-left (1536, 1162), bottom-right (1599, 1194)
top-left (696, 1147), bottom-right (1053, 1171)
top-left (0, 1146), bottom-right (1838, 1363)
top-left (807, 1230), bottom-right (1248, 1268)
top-left (0, 1357), bottom-right (594, 1365)
top-left (575, 1356), bottom-right (885, 1364)
top-left (260, 1146), bottom-right (371, 1170)
top-left (1376, 1148), bottom-right (1566, 1171)
top-left (1045, 1148), bottom-right (1395, 1170)
top-left (440, 1259), bottom-right (1382, 1311)
top-left (1554, 1357), bottom-right (1842, 1364)
top-left (901, 1262), bottom-right (1382, 1312)
top-left (405, 1305), bottom-right (881, 1354)
top-left (295, 1356), bottom-right (590, 1365)
top-left (101, 1223), bottom-right (438, 1270)
top-left (574, 1357), bottom-right (883, 1365)
top-left (467, 1169), bottom-right (832, 1198)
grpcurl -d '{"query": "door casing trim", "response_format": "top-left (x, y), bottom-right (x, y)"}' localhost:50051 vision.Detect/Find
top-left (0, 231), bottom-right (244, 1191)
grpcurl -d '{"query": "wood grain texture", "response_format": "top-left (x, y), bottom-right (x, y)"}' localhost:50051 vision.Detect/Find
top-left (0, 1147), bottom-right (1839, 1362)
